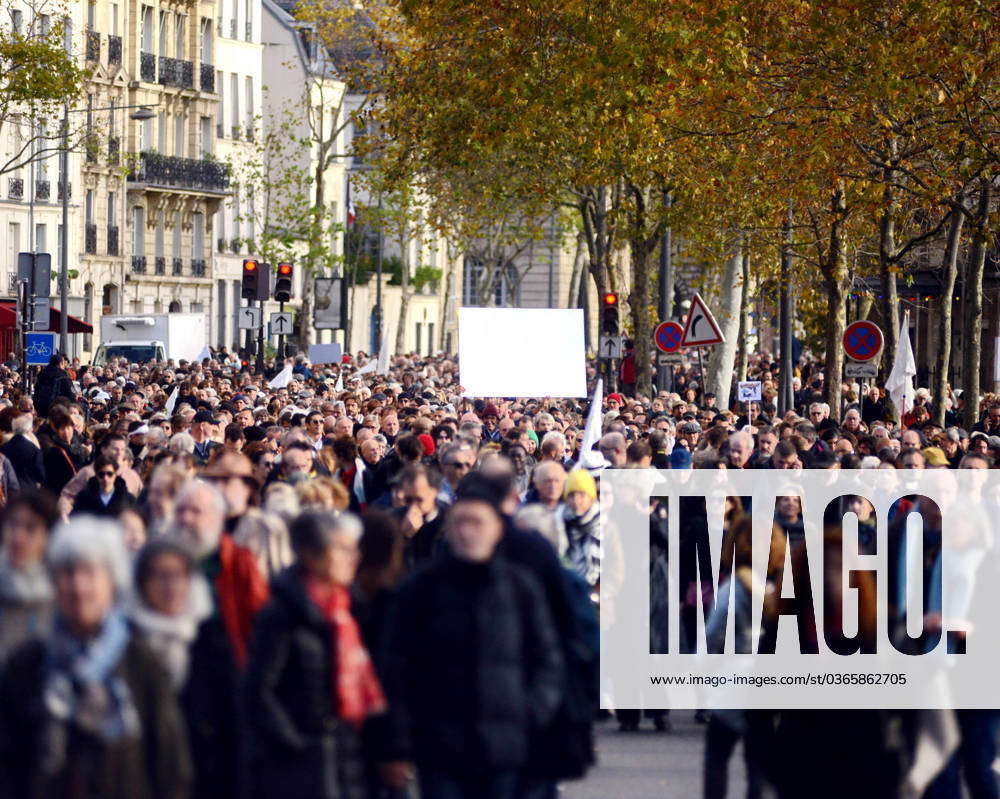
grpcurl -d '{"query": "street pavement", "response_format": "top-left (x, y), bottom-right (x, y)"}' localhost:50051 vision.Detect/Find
top-left (564, 713), bottom-right (747, 799)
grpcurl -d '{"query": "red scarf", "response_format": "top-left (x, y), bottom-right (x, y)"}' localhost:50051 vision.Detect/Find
top-left (306, 578), bottom-right (387, 728)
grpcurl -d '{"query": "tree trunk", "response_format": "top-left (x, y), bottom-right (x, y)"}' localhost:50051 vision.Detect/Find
top-left (706, 241), bottom-right (744, 405)
top-left (821, 188), bottom-right (849, 421)
top-left (734, 250), bottom-right (751, 382)
top-left (933, 206), bottom-right (965, 427)
top-left (962, 179), bottom-right (992, 430)
top-left (567, 230), bottom-right (586, 308)
top-left (878, 144), bottom-right (900, 370)
top-left (395, 229), bottom-right (411, 355)
top-left (629, 236), bottom-right (654, 398)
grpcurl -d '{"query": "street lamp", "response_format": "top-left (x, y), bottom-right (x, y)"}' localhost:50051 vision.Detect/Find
top-left (57, 103), bottom-right (157, 355)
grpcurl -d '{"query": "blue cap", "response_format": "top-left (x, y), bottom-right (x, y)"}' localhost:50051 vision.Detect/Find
top-left (670, 447), bottom-right (692, 470)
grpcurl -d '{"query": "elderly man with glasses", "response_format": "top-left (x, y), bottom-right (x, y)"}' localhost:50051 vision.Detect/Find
top-left (439, 442), bottom-right (477, 504)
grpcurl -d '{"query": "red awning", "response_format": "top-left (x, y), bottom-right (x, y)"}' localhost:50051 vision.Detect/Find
top-left (0, 302), bottom-right (93, 333)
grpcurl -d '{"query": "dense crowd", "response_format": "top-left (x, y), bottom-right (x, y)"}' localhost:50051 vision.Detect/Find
top-left (0, 346), bottom-right (995, 799)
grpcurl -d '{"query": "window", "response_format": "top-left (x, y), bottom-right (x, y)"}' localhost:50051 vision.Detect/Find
top-left (7, 224), bottom-right (21, 278)
top-left (63, 16), bottom-right (72, 52)
top-left (141, 6), bottom-right (153, 50)
top-left (200, 17), bottom-right (212, 63)
top-left (216, 71), bottom-right (224, 131)
top-left (245, 76), bottom-right (254, 136)
top-left (158, 112), bottom-right (166, 152)
top-left (159, 10), bottom-right (168, 55)
top-left (174, 14), bottom-right (184, 58)
top-left (155, 212), bottom-right (164, 257)
top-left (132, 206), bottom-right (145, 255)
top-left (85, 190), bottom-right (94, 223)
top-left (132, 299), bottom-right (143, 313)
top-left (112, 4), bottom-right (119, 34)
top-left (88, 3), bottom-right (96, 28)
top-left (244, 0), bottom-right (252, 39)
top-left (172, 212), bottom-right (181, 258)
top-left (192, 212), bottom-right (204, 257)
top-left (107, 192), bottom-right (116, 226)
top-left (39, 15), bottom-right (51, 36)
top-left (232, 194), bottom-right (241, 242)
top-left (174, 113), bottom-right (184, 157)
top-left (230, 74), bottom-right (239, 135)
top-left (215, 208), bottom-right (225, 244)
top-left (12, 10), bottom-right (23, 34)
top-left (141, 115), bottom-right (153, 151)
top-left (168, 300), bottom-right (181, 312)
top-left (200, 116), bottom-right (211, 156)
top-left (35, 224), bottom-right (46, 254)
top-left (37, 122), bottom-right (48, 178)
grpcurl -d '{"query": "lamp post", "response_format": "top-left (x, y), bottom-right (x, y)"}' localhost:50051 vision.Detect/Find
top-left (57, 103), bottom-right (155, 355)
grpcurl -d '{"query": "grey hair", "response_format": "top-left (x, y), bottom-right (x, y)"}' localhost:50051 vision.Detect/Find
top-left (48, 515), bottom-right (131, 593)
top-left (12, 414), bottom-right (32, 435)
top-left (169, 432), bottom-right (196, 454)
top-left (540, 431), bottom-right (567, 451)
top-left (176, 478), bottom-right (227, 519)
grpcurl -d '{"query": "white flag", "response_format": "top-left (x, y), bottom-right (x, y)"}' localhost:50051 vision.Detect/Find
top-left (886, 310), bottom-right (917, 422)
top-left (578, 378), bottom-right (604, 460)
top-left (354, 360), bottom-right (377, 376)
top-left (334, 369), bottom-right (344, 391)
top-left (269, 363), bottom-right (294, 389)
top-left (196, 345), bottom-right (212, 362)
top-left (164, 386), bottom-right (179, 415)
top-left (376, 324), bottom-right (392, 376)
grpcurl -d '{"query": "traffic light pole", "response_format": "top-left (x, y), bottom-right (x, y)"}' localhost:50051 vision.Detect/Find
top-left (256, 297), bottom-right (265, 373)
top-left (59, 102), bottom-right (69, 356)
top-left (279, 300), bottom-right (286, 360)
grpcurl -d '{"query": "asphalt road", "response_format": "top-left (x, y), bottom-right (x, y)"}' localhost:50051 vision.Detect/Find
top-left (563, 713), bottom-right (748, 799)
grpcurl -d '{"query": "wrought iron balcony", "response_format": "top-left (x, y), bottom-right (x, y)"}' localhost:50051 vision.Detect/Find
top-left (35, 180), bottom-right (50, 201)
top-left (154, 256), bottom-right (166, 275)
top-left (85, 223), bottom-right (97, 254)
top-left (159, 56), bottom-right (194, 89)
top-left (85, 28), bottom-right (100, 62)
top-left (57, 180), bottom-right (71, 201)
top-left (108, 34), bottom-right (122, 64)
top-left (200, 63), bottom-right (214, 92)
top-left (229, 18), bottom-right (237, 38)
top-left (140, 51), bottom-right (156, 82)
top-left (172, 257), bottom-right (184, 275)
top-left (231, 238), bottom-right (241, 252)
top-left (108, 136), bottom-right (120, 165)
top-left (217, 237), bottom-right (227, 253)
top-left (107, 225), bottom-right (119, 256)
top-left (191, 258), bottom-right (206, 276)
top-left (127, 151), bottom-right (230, 193)
top-left (8, 178), bottom-right (23, 200)
top-left (131, 255), bottom-right (147, 274)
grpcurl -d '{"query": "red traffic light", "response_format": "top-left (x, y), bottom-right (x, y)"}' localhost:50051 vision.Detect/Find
top-left (603, 292), bottom-right (618, 306)
top-left (277, 263), bottom-right (292, 276)
top-left (243, 259), bottom-right (258, 272)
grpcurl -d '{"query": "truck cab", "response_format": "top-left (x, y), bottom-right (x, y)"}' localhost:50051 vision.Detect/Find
top-left (93, 341), bottom-right (166, 366)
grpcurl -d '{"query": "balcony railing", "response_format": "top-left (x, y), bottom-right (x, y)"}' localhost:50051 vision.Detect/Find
top-left (107, 225), bottom-right (119, 256)
top-left (35, 180), bottom-right (50, 201)
top-left (85, 28), bottom-right (100, 62)
top-left (159, 56), bottom-right (194, 89)
top-left (172, 257), bottom-right (184, 275)
top-left (131, 255), bottom-right (147, 274)
top-left (191, 258), bottom-right (207, 276)
top-left (200, 63), bottom-right (214, 92)
top-left (229, 18), bottom-right (237, 38)
top-left (8, 178), bottom-right (23, 200)
top-left (140, 51), bottom-right (156, 82)
top-left (217, 237), bottom-right (227, 253)
top-left (108, 34), bottom-right (122, 64)
top-left (57, 180), bottom-right (71, 201)
top-left (85, 223), bottom-right (97, 254)
top-left (154, 256), bottom-right (166, 275)
top-left (108, 135), bottom-right (120, 165)
top-left (127, 151), bottom-right (229, 193)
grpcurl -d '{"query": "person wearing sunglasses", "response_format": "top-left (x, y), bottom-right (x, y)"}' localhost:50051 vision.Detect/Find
top-left (439, 443), bottom-right (477, 504)
top-left (71, 455), bottom-right (136, 518)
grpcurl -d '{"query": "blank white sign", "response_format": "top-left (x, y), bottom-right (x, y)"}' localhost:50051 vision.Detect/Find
top-left (458, 307), bottom-right (587, 397)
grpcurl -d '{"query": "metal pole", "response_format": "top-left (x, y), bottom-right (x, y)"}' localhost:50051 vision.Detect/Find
top-left (374, 192), bottom-right (383, 352)
top-left (779, 202), bottom-right (794, 415)
top-left (279, 299), bottom-right (285, 360)
top-left (256, 298), bottom-right (265, 372)
top-left (59, 102), bottom-right (69, 355)
top-left (696, 347), bottom-right (706, 398)
top-left (656, 192), bottom-right (673, 393)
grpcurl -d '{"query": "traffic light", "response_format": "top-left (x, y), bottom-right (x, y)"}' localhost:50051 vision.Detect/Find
top-left (274, 262), bottom-right (293, 303)
top-left (601, 292), bottom-right (619, 334)
top-left (241, 259), bottom-right (270, 301)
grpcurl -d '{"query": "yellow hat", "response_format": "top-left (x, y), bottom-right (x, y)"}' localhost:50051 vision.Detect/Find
top-left (564, 468), bottom-right (597, 501)
top-left (921, 446), bottom-right (948, 467)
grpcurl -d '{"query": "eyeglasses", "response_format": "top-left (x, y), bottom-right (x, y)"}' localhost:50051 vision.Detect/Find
top-left (97, 470), bottom-right (115, 478)
top-left (444, 461), bottom-right (472, 471)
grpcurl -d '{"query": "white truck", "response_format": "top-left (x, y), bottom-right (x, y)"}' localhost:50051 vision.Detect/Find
top-left (93, 314), bottom-right (208, 365)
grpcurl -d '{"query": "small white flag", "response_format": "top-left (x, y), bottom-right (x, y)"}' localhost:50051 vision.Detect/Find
top-left (578, 378), bottom-right (604, 460)
top-left (334, 369), bottom-right (344, 391)
top-left (376, 325), bottom-right (392, 376)
top-left (886, 310), bottom-right (917, 422)
top-left (164, 386), bottom-right (179, 415)
top-left (354, 360), bottom-right (377, 376)
top-left (196, 345), bottom-right (212, 362)
top-left (269, 362), bottom-right (294, 389)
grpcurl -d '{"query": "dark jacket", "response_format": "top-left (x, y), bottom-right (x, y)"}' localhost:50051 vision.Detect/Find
top-left (42, 438), bottom-right (83, 495)
top-left (1, 435), bottom-right (44, 489)
top-left (191, 440), bottom-right (222, 467)
top-left (72, 475), bottom-right (136, 517)
top-left (0, 635), bottom-right (192, 799)
top-left (244, 566), bottom-right (367, 799)
top-left (382, 553), bottom-right (564, 774)
top-left (33, 364), bottom-right (75, 417)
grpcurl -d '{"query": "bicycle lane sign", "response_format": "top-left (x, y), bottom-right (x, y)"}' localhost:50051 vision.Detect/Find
top-left (25, 332), bottom-right (56, 366)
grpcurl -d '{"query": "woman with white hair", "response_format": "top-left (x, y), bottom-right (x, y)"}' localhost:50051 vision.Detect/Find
top-left (0, 515), bottom-right (192, 799)
top-left (245, 510), bottom-right (384, 799)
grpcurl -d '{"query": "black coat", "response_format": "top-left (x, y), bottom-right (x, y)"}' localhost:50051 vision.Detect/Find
top-left (72, 475), bottom-right (136, 517)
top-left (244, 566), bottom-right (367, 799)
top-left (42, 438), bottom-right (83, 495)
top-left (33, 364), bottom-right (75, 417)
top-left (0, 436), bottom-right (44, 489)
top-left (0, 635), bottom-right (192, 799)
top-left (382, 553), bottom-right (564, 774)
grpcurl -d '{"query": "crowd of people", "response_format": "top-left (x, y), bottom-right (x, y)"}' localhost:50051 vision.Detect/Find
top-left (0, 346), bottom-right (994, 799)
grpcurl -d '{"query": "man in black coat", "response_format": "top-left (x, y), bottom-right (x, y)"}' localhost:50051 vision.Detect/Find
top-left (0, 415), bottom-right (44, 488)
top-left (381, 476), bottom-right (564, 799)
top-left (32, 354), bottom-right (76, 417)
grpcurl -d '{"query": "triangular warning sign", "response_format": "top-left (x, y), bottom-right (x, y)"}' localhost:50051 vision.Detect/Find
top-left (680, 293), bottom-right (725, 347)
